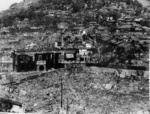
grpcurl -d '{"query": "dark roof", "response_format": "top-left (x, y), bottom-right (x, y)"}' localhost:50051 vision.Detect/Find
top-left (114, 41), bottom-right (122, 45)
top-left (110, 39), bottom-right (117, 43)
top-left (118, 42), bottom-right (127, 47)
top-left (101, 37), bottom-right (111, 41)
top-left (87, 48), bottom-right (98, 53)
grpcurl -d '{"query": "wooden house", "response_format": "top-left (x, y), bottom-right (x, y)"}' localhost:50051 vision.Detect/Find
top-left (118, 24), bottom-right (132, 32)
top-left (54, 39), bottom-right (64, 49)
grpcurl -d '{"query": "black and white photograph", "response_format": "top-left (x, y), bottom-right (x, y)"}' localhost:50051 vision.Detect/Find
top-left (0, 0), bottom-right (149, 114)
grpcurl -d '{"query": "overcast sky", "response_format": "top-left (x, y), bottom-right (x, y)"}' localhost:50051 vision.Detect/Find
top-left (0, 0), bottom-right (23, 11)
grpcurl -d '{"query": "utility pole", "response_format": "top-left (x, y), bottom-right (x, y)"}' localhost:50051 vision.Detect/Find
top-left (66, 98), bottom-right (69, 114)
top-left (61, 73), bottom-right (63, 108)
top-left (149, 46), bottom-right (150, 109)
top-left (0, 55), bottom-right (2, 72)
top-left (47, 33), bottom-right (49, 52)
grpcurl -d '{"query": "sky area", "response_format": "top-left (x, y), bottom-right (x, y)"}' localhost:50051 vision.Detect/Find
top-left (0, 0), bottom-right (23, 11)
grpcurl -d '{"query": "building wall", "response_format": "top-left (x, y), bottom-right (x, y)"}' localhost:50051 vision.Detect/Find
top-left (0, 55), bottom-right (13, 72)
top-left (1, 63), bottom-right (13, 72)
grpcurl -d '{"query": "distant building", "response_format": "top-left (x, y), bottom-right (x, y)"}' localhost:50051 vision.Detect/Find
top-left (55, 40), bottom-right (64, 49)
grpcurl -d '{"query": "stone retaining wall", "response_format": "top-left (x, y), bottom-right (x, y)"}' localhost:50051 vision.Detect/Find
top-left (90, 67), bottom-right (149, 79)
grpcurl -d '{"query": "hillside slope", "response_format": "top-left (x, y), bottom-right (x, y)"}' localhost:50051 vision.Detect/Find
top-left (0, 0), bottom-right (149, 113)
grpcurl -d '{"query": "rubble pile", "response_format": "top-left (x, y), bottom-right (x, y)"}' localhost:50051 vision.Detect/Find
top-left (0, 67), bottom-right (148, 114)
